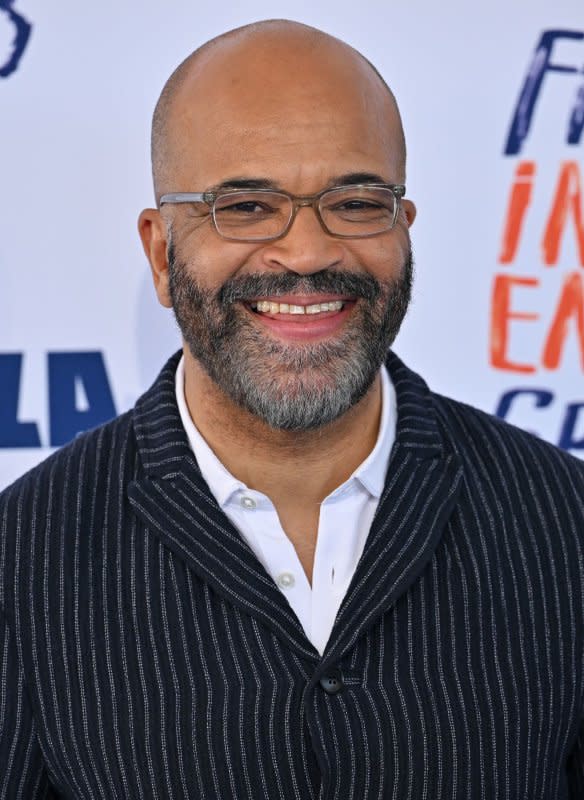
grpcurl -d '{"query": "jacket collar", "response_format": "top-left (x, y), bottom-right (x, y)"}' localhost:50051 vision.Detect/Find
top-left (129, 350), bottom-right (462, 668)
top-left (132, 350), bottom-right (445, 479)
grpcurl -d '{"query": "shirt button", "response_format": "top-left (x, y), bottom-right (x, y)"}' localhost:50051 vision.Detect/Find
top-left (240, 496), bottom-right (257, 509)
top-left (276, 572), bottom-right (295, 589)
top-left (319, 671), bottom-right (344, 695)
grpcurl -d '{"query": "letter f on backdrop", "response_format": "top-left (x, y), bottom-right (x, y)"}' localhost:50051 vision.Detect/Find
top-left (505, 29), bottom-right (584, 156)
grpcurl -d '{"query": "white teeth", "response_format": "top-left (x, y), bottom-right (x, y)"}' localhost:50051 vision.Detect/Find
top-left (252, 300), bottom-right (345, 315)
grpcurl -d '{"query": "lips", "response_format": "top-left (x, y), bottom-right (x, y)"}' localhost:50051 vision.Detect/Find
top-left (244, 296), bottom-right (356, 341)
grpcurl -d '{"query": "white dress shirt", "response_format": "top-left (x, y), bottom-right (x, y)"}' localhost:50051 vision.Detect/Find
top-left (175, 357), bottom-right (396, 655)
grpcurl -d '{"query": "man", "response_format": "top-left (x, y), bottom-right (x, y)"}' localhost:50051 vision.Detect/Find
top-left (1, 19), bottom-right (583, 799)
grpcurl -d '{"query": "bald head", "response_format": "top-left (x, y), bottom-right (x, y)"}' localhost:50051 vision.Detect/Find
top-left (150, 20), bottom-right (406, 203)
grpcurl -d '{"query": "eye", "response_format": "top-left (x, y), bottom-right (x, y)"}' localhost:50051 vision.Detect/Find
top-left (214, 192), bottom-right (285, 223)
top-left (327, 197), bottom-right (392, 222)
top-left (335, 199), bottom-right (383, 211)
top-left (220, 200), bottom-right (274, 215)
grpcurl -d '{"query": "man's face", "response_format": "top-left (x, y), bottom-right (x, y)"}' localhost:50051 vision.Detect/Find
top-left (156, 33), bottom-right (416, 430)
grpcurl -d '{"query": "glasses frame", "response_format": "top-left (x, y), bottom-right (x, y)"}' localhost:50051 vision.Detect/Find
top-left (158, 183), bottom-right (406, 242)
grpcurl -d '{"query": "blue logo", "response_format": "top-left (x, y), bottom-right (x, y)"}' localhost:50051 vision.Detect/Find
top-left (504, 30), bottom-right (584, 155)
top-left (0, 352), bottom-right (117, 448)
top-left (0, 0), bottom-right (31, 78)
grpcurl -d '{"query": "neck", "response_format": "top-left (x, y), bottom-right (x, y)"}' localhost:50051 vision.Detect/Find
top-left (182, 349), bottom-right (383, 506)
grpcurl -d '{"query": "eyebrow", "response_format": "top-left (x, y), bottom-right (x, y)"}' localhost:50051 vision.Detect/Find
top-left (209, 177), bottom-right (277, 192)
top-left (208, 172), bottom-right (391, 193)
top-left (328, 172), bottom-right (390, 186)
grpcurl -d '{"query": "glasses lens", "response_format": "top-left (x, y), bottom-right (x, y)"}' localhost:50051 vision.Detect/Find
top-left (213, 191), bottom-right (292, 241)
top-left (319, 186), bottom-right (397, 236)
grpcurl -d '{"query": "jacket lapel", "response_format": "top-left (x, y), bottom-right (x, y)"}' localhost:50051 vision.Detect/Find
top-left (322, 352), bottom-right (463, 666)
top-left (128, 352), bottom-right (319, 662)
top-left (128, 350), bottom-right (463, 665)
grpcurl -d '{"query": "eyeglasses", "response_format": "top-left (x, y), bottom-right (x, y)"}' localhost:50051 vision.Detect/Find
top-left (159, 183), bottom-right (406, 242)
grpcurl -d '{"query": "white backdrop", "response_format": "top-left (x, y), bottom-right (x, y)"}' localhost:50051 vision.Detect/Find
top-left (1, 0), bottom-right (583, 489)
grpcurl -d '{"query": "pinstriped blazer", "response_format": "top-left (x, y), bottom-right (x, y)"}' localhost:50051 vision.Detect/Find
top-left (1, 350), bottom-right (584, 799)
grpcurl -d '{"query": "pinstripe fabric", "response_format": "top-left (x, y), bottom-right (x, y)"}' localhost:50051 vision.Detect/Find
top-left (1, 349), bottom-right (584, 799)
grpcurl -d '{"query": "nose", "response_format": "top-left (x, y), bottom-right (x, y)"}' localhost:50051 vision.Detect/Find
top-left (259, 204), bottom-right (344, 274)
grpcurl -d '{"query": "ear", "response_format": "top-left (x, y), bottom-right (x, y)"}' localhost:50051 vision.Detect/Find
top-left (138, 208), bottom-right (172, 308)
top-left (402, 199), bottom-right (417, 227)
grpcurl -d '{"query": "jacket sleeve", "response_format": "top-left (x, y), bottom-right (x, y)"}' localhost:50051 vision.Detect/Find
top-left (568, 718), bottom-right (584, 798)
top-left (0, 609), bottom-right (56, 799)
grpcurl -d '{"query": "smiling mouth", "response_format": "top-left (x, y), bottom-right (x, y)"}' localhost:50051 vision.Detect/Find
top-left (242, 296), bottom-right (356, 342)
top-left (249, 299), bottom-right (346, 316)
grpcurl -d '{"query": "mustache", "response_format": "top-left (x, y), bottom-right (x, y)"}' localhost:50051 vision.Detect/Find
top-left (218, 269), bottom-right (381, 307)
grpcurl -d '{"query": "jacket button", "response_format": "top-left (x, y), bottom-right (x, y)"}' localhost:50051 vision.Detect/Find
top-left (319, 672), bottom-right (344, 694)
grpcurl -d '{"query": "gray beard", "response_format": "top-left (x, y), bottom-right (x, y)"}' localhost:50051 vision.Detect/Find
top-left (168, 244), bottom-right (413, 431)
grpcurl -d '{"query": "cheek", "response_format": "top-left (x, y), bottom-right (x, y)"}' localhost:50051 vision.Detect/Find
top-left (178, 232), bottom-right (260, 288)
top-left (350, 238), bottom-right (409, 282)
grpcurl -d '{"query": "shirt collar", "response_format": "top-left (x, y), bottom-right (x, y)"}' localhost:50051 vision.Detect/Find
top-left (175, 355), bottom-right (396, 506)
top-left (175, 357), bottom-right (246, 507)
top-left (347, 363), bottom-right (396, 498)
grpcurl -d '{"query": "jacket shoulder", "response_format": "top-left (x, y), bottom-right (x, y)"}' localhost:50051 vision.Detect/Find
top-left (0, 408), bottom-right (138, 514)
top-left (431, 391), bottom-right (584, 493)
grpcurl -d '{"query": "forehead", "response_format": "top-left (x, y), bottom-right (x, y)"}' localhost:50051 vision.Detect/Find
top-left (164, 31), bottom-right (403, 189)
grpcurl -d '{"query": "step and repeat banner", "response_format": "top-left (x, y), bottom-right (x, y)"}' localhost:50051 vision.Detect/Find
top-left (1, 1), bottom-right (583, 488)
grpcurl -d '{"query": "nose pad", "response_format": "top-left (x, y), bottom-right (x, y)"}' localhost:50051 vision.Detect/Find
top-left (261, 202), bottom-right (343, 274)
top-left (285, 200), bottom-right (327, 237)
